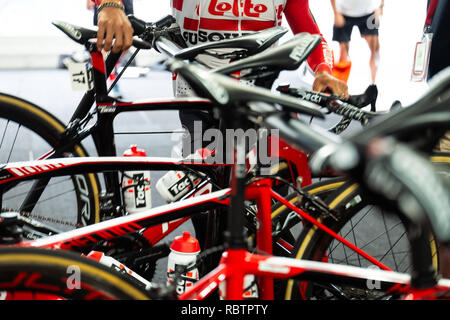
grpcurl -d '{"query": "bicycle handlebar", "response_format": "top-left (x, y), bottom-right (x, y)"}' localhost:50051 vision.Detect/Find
top-left (261, 113), bottom-right (340, 154)
top-left (52, 20), bottom-right (153, 50)
top-left (128, 14), bottom-right (176, 35)
top-left (277, 84), bottom-right (384, 126)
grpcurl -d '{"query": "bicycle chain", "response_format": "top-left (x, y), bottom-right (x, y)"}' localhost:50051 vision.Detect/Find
top-left (1, 208), bottom-right (81, 228)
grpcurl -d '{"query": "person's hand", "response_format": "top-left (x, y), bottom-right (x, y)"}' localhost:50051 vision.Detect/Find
top-left (313, 71), bottom-right (349, 99)
top-left (96, 3), bottom-right (134, 53)
top-left (334, 12), bottom-right (346, 27)
top-left (87, 0), bottom-right (96, 10)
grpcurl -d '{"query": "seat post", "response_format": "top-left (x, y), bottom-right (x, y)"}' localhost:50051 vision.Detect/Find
top-left (69, 49), bottom-right (121, 123)
top-left (223, 107), bottom-right (248, 249)
top-left (85, 42), bottom-right (111, 103)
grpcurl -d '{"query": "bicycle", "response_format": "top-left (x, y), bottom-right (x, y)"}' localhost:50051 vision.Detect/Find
top-left (203, 25), bottom-right (449, 289)
top-left (1, 58), bottom-right (448, 300)
top-left (1, 16), bottom-right (360, 270)
top-left (1, 14), bottom-right (445, 297)
top-left (0, 246), bottom-right (152, 300)
top-left (166, 58), bottom-right (450, 300)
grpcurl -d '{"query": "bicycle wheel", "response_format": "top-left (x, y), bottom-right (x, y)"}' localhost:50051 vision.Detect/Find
top-left (282, 155), bottom-right (450, 300)
top-left (270, 177), bottom-right (347, 256)
top-left (0, 93), bottom-right (100, 230)
top-left (0, 247), bottom-right (150, 300)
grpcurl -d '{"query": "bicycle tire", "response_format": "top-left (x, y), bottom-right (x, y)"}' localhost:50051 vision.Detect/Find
top-left (281, 154), bottom-right (450, 300)
top-left (0, 93), bottom-right (100, 229)
top-left (270, 177), bottom-right (347, 254)
top-left (0, 247), bottom-right (150, 300)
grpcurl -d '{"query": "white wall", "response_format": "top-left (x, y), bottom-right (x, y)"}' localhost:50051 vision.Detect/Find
top-left (0, 0), bottom-right (170, 37)
top-left (308, 0), bottom-right (429, 107)
top-left (0, 0), bottom-right (170, 69)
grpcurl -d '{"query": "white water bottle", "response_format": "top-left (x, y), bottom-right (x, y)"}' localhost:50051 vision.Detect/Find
top-left (86, 251), bottom-right (152, 290)
top-left (156, 148), bottom-right (212, 203)
top-left (166, 232), bottom-right (200, 295)
top-left (218, 274), bottom-right (259, 299)
top-left (122, 145), bottom-right (151, 214)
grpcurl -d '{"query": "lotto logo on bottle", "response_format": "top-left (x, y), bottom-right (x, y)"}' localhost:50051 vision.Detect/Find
top-left (168, 175), bottom-right (192, 198)
top-left (123, 170), bottom-right (151, 213)
top-left (133, 173), bottom-right (147, 208)
top-left (167, 263), bottom-right (199, 295)
top-left (208, 0), bottom-right (268, 18)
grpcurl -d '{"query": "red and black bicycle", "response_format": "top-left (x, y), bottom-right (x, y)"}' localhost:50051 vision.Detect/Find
top-left (0, 55), bottom-right (449, 300)
top-left (0, 16), bottom-right (448, 300)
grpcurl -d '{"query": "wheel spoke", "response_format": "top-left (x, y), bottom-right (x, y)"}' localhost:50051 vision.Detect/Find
top-left (0, 120), bottom-right (9, 151)
top-left (3, 178), bottom-right (72, 201)
top-left (328, 210), bottom-right (407, 270)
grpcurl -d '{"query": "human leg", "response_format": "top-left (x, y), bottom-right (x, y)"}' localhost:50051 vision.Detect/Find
top-left (358, 13), bottom-right (380, 83)
top-left (363, 34), bottom-right (380, 83)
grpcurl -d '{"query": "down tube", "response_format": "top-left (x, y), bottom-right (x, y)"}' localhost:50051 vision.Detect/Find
top-left (270, 189), bottom-right (392, 271)
top-left (20, 189), bottom-right (230, 250)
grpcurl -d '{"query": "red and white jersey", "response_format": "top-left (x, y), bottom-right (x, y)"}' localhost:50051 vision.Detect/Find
top-left (171, 0), bottom-right (333, 96)
top-left (171, 0), bottom-right (333, 71)
top-left (173, 0), bottom-right (286, 48)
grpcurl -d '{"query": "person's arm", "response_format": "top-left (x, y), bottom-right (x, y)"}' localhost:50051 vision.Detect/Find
top-left (284, 0), bottom-right (348, 98)
top-left (95, 0), bottom-right (134, 53)
top-left (330, 0), bottom-right (346, 27)
top-left (330, 0), bottom-right (337, 12)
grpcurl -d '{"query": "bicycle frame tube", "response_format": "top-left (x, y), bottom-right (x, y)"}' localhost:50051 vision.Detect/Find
top-left (0, 155), bottom-right (231, 248)
top-left (16, 188), bottom-right (230, 250)
top-left (178, 176), bottom-right (392, 300)
top-left (3, 156), bottom-right (446, 299)
top-left (179, 248), bottom-right (450, 300)
top-left (14, 99), bottom-right (215, 212)
top-left (268, 135), bottom-right (312, 187)
top-left (178, 177), bottom-right (449, 300)
top-left (18, 38), bottom-right (315, 220)
top-left (270, 190), bottom-right (391, 271)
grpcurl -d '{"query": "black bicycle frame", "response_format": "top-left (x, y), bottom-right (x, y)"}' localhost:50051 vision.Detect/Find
top-left (18, 42), bottom-right (217, 219)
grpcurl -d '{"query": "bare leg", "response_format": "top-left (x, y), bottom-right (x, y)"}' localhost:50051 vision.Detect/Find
top-left (338, 42), bottom-right (350, 62)
top-left (363, 35), bottom-right (380, 83)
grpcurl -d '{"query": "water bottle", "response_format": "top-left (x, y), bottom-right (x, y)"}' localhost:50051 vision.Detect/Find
top-left (166, 232), bottom-right (200, 295)
top-left (218, 274), bottom-right (259, 299)
top-left (122, 145), bottom-right (151, 214)
top-left (86, 251), bottom-right (152, 290)
top-left (156, 148), bottom-right (212, 203)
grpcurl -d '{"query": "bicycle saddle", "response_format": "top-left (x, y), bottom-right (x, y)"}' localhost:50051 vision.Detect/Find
top-left (166, 58), bottom-right (324, 119)
top-left (174, 26), bottom-right (288, 61)
top-left (213, 33), bottom-right (322, 75)
top-left (52, 20), bottom-right (152, 50)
